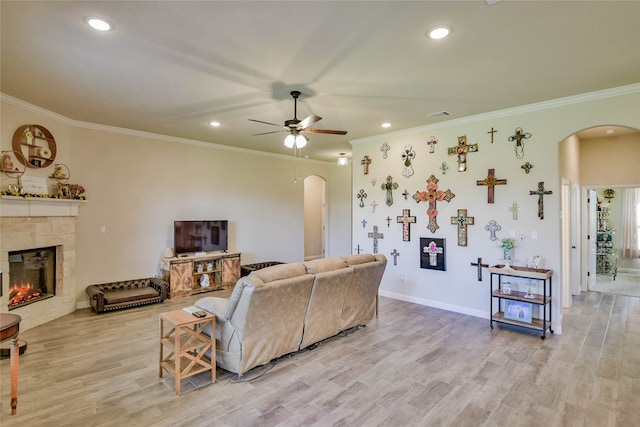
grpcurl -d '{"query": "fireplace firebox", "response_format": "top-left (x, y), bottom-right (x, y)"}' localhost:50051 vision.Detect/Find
top-left (8, 246), bottom-right (57, 310)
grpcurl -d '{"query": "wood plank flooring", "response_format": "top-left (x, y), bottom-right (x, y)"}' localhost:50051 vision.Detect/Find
top-left (1, 290), bottom-right (639, 426)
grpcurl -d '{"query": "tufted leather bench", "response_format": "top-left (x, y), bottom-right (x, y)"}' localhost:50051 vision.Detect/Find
top-left (86, 277), bottom-right (168, 314)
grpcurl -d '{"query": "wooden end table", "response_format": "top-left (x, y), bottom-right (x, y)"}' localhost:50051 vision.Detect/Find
top-left (0, 313), bottom-right (22, 415)
top-left (159, 309), bottom-right (215, 395)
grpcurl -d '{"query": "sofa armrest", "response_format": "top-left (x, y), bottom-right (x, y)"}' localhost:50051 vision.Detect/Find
top-left (195, 297), bottom-right (229, 322)
top-left (85, 285), bottom-right (105, 313)
top-left (148, 277), bottom-right (168, 301)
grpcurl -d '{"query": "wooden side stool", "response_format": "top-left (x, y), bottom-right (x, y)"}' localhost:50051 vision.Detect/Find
top-left (159, 309), bottom-right (215, 395)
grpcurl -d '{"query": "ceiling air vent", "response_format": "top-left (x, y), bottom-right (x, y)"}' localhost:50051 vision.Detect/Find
top-left (428, 111), bottom-right (451, 119)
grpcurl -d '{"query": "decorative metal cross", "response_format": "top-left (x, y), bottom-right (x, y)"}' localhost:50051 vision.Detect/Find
top-left (440, 162), bottom-right (449, 175)
top-left (390, 249), bottom-right (400, 266)
top-left (381, 175), bottom-right (399, 206)
top-left (485, 220), bottom-right (501, 241)
top-left (508, 127), bottom-right (532, 159)
top-left (476, 168), bottom-right (507, 204)
top-left (357, 189), bottom-right (367, 208)
top-left (447, 135), bottom-right (478, 172)
top-left (370, 200), bottom-right (378, 213)
top-left (413, 174), bottom-right (455, 233)
top-left (470, 257), bottom-right (489, 281)
top-left (521, 162), bottom-right (534, 174)
top-left (386, 216), bottom-right (392, 228)
top-left (530, 181), bottom-right (552, 220)
top-left (401, 145), bottom-right (416, 178)
top-left (509, 202), bottom-right (521, 220)
top-left (361, 219), bottom-right (367, 228)
top-left (361, 155), bottom-right (372, 174)
top-left (427, 136), bottom-right (438, 153)
top-left (402, 189), bottom-right (410, 200)
top-left (367, 225), bottom-right (384, 254)
top-left (488, 127), bottom-right (497, 143)
top-left (424, 241), bottom-right (443, 267)
top-left (396, 209), bottom-right (417, 242)
top-left (451, 209), bottom-right (475, 246)
top-left (380, 142), bottom-right (390, 159)
top-left (354, 244), bottom-right (362, 254)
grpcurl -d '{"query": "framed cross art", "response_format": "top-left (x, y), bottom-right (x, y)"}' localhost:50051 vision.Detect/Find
top-left (420, 238), bottom-right (446, 271)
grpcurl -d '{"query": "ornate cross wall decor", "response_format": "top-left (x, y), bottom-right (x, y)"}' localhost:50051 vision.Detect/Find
top-left (386, 216), bottom-right (392, 227)
top-left (380, 142), bottom-right (390, 159)
top-left (485, 220), bottom-right (501, 241)
top-left (402, 189), bottom-right (410, 200)
top-left (401, 145), bottom-right (416, 178)
top-left (470, 257), bottom-right (489, 281)
top-left (488, 127), bottom-right (497, 143)
top-left (440, 162), bottom-right (449, 175)
top-left (381, 175), bottom-right (399, 206)
top-left (509, 202), bottom-right (521, 220)
top-left (370, 200), bottom-right (379, 213)
top-left (354, 244), bottom-right (362, 254)
top-left (508, 127), bottom-right (532, 159)
top-left (424, 241), bottom-right (443, 267)
top-left (521, 162), bottom-right (534, 174)
top-left (396, 209), bottom-right (417, 242)
top-left (412, 174), bottom-right (455, 233)
top-left (357, 189), bottom-right (367, 208)
top-left (530, 181), bottom-right (552, 219)
top-left (367, 225), bottom-right (384, 254)
top-left (427, 136), bottom-right (438, 153)
top-left (391, 249), bottom-right (400, 266)
top-left (447, 135), bottom-right (478, 172)
top-left (361, 155), bottom-right (372, 174)
top-left (476, 168), bottom-right (507, 204)
top-left (451, 209), bottom-right (475, 246)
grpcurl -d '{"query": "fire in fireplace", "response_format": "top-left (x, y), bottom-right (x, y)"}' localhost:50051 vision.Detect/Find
top-left (8, 246), bottom-right (57, 309)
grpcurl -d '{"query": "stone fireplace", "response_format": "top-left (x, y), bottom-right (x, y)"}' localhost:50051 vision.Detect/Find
top-left (8, 246), bottom-right (58, 309)
top-left (1, 197), bottom-right (84, 331)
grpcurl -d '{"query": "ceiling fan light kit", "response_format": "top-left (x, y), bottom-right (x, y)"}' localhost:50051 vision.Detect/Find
top-left (250, 90), bottom-right (347, 151)
top-left (338, 153), bottom-right (349, 166)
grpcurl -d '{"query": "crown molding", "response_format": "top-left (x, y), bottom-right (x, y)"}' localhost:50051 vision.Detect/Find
top-left (351, 83), bottom-right (640, 145)
top-left (0, 93), bottom-right (326, 165)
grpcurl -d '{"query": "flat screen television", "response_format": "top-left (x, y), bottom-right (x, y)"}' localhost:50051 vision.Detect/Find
top-left (174, 220), bottom-right (228, 255)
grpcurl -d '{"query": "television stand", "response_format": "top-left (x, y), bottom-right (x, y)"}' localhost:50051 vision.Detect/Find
top-left (161, 252), bottom-right (241, 298)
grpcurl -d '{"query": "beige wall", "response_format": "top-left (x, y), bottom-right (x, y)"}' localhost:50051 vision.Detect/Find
top-left (580, 133), bottom-right (640, 186)
top-left (1, 97), bottom-right (351, 311)
top-left (559, 134), bottom-right (581, 183)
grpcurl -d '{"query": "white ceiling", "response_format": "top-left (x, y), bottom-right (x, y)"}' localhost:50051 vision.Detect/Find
top-left (2, 1), bottom-right (639, 162)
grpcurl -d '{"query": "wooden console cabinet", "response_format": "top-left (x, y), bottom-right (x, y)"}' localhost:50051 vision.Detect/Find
top-left (161, 252), bottom-right (240, 298)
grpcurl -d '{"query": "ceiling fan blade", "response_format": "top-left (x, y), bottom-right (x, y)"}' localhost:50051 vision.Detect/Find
top-left (252, 130), bottom-right (286, 136)
top-left (299, 114), bottom-right (322, 129)
top-left (248, 118), bottom-right (282, 127)
top-left (304, 128), bottom-right (348, 135)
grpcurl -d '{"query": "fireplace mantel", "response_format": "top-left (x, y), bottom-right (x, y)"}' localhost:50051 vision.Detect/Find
top-left (0, 196), bottom-right (86, 217)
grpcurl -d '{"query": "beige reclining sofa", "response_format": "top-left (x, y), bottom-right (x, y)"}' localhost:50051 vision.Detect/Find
top-left (194, 253), bottom-right (387, 376)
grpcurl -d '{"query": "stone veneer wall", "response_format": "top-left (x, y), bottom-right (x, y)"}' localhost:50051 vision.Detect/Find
top-left (0, 217), bottom-right (77, 331)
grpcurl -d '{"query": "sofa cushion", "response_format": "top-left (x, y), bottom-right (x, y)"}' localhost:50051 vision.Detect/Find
top-left (341, 254), bottom-right (377, 266)
top-left (249, 262), bottom-right (307, 283)
top-left (103, 287), bottom-right (159, 305)
top-left (303, 257), bottom-right (347, 274)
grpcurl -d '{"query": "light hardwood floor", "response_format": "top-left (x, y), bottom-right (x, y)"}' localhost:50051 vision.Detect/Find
top-left (1, 290), bottom-right (639, 426)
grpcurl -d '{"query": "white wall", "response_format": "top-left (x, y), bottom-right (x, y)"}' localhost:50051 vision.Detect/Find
top-left (1, 96), bottom-right (353, 310)
top-left (351, 86), bottom-right (640, 333)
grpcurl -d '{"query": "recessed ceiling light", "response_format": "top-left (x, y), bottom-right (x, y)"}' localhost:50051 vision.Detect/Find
top-left (605, 129), bottom-right (615, 135)
top-left (209, 121), bottom-right (221, 127)
top-left (381, 122), bottom-right (391, 128)
top-left (84, 17), bottom-right (113, 32)
top-left (427, 26), bottom-right (451, 40)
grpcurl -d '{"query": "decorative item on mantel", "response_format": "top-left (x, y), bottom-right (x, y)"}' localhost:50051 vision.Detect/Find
top-left (499, 237), bottom-right (517, 268)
